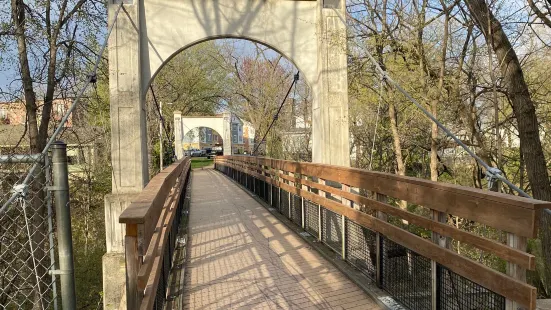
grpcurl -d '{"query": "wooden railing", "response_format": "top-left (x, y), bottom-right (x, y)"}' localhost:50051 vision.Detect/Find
top-left (119, 157), bottom-right (191, 310)
top-left (215, 156), bottom-right (550, 310)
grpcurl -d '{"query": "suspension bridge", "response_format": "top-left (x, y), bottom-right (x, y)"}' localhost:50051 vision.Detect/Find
top-left (1, 1), bottom-right (551, 310)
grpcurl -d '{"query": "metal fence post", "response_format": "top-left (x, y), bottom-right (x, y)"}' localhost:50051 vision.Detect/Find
top-left (375, 192), bottom-right (387, 288)
top-left (44, 154), bottom-right (59, 310)
top-left (52, 141), bottom-right (77, 309)
top-left (341, 215), bottom-right (346, 260)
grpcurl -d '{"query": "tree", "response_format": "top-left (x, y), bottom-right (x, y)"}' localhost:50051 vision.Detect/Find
top-left (2, 0), bottom-right (106, 307)
top-left (464, 0), bottom-right (551, 294)
top-left (220, 41), bottom-right (303, 158)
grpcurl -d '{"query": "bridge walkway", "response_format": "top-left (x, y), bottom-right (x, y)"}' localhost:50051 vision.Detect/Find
top-left (182, 168), bottom-right (380, 310)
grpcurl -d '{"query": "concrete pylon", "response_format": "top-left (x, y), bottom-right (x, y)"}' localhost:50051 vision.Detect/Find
top-left (312, 0), bottom-right (350, 167)
top-left (223, 112), bottom-right (232, 156)
top-left (174, 111), bottom-right (183, 159)
top-left (105, 0), bottom-right (351, 308)
top-left (103, 1), bottom-right (147, 309)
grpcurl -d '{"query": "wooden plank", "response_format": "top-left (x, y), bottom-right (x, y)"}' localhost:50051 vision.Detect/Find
top-left (141, 162), bottom-right (189, 251)
top-left (125, 228), bottom-right (140, 310)
top-left (236, 157), bottom-right (548, 237)
top-left (137, 177), bottom-right (185, 290)
top-left (299, 175), bottom-right (535, 270)
top-left (274, 181), bottom-right (537, 309)
top-left (138, 180), bottom-right (185, 310)
top-left (120, 158), bottom-right (189, 224)
top-left (251, 169), bottom-right (533, 269)
top-left (506, 234), bottom-right (528, 310)
top-left (220, 159), bottom-right (535, 275)
top-left (140, 256), bottom-right (162, 310)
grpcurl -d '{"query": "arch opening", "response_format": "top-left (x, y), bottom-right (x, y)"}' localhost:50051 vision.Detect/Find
top-left (147, 38), bottom-right (313, 161)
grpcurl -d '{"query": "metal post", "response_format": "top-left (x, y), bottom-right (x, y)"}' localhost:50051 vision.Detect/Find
top-left (375, 192), bottom-right (387, 288)
top-left (301, 198), bottom-right (305, 229)
top-left (45, 155), bottom-right (59, 310)
top-left (52, 141), bottom-right (77, 309)
top-left (341, 215), bottom-right (346, 260)
top-left (160, 101), bottom-right (163, 171)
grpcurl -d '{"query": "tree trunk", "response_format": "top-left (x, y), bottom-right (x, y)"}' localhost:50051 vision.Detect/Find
top-left (12, 0), bottom-right (39, 153)
top-left (464, 0), bottom-right (551, 201)
top-left (430, 9), bottom-right (449, 182)
top-left (465, 0), bottom-right (551, 291)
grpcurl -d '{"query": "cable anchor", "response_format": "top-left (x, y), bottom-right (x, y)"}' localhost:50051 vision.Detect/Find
top-left (88, 73), bottom-right (97, 84)
top-left (485, 167), bottom-right (503, 190)
top-left (11, 184), bottom-right (28, 199)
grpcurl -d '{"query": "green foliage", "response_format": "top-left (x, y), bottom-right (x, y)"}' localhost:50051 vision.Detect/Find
top-left (191, 158), bottom-right (214, 169)
top-left (151, 139), bottom-right (175, 172)
top-left (69, 161), bottom-right (111, 308)
top-left (151, 41), bottom-right (229, 116)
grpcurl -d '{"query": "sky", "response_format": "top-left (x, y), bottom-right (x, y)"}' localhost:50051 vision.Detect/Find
top-left (1, 0), bottom-right (549, 101)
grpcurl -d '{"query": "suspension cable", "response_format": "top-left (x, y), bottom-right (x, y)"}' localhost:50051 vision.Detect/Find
top-left (361, 46), bottom-right (551, 214)
top-left (252, 71), bottom-right (300, 155)
top-left (0, 3), bottom-right (124, 215)
top-left (369, 76), bottom-right (384, 170)
top-left (150, 86), bottom-right (176, 161)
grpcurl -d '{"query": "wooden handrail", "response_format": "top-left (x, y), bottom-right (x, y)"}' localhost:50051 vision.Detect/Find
top-left (120, 158), bottom-right (186, 224)
top-left (119, 157), bottom-right (191, 310)
top-left (215, 156), bottom-right (546, 310)
top-left (216, 156), bottom-right (549, 237)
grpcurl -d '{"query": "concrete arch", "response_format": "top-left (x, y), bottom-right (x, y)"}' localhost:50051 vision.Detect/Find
top-left (145, 36), bottom-right (313, 99)
top-left (139, 1), bottom-right (319, 95)
top-left (181, 119), bottom-right (225, 143)
top-left (108, 0), bottom-right (350, 194)
top-left (175, 114), bottom-right (232, 157)
top-left (106, 2), bottom-right (351, 305)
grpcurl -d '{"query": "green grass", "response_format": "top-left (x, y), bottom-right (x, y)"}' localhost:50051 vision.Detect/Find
top-left (191, 157), bottom-right (214, 169)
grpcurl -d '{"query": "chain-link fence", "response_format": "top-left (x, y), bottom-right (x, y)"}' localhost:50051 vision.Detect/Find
top-left (0, 153), bottom-right (58, 310)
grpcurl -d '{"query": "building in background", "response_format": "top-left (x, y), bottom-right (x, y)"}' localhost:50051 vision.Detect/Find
top-left (181, 114), bottom-right (255, 155)
top-left (0, 99), bottom-right (101, 174)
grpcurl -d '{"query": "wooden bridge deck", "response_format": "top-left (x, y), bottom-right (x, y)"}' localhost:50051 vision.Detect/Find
top-left (182, 168), bottom-right (380, 310)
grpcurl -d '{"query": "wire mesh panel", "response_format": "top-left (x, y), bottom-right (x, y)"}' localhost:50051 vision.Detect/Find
top-left (345, 219), bottom-right (377, 281)
top-left (290, 194), bottom-right (302, 226)
top-left (281, 190), bottom-right (290, 218)
top-left (265, 182), bottom-right (270, 204)
top-left (247, 175), bottom-right (253, 192)
top-left (259, 180), bottom-right (266, 201)
top-left (0, 156), bottom-right (58, 309)
top-left (271, 186), bottom-right (279, 210)
top-left (304, 200), bottom-right (319, 237)
top-left (321, 207), bottom-right (343, 256)
top-left (437, 264), bottom-right (505, 310)
top-left (382, 237), bottom-right (432, 310)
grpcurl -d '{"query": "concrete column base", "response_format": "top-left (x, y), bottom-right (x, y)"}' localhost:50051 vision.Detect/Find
top-left (102, 252), bottom-right (126, 310)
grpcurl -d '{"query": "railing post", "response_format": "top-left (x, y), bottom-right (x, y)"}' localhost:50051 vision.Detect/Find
top-left (125, 224), bottom-right (140, 309)
top-left (317, 178), bottom-right (326, 241)
top-left (288, 172), bottom-right (294, 217)
top-left (431, 208), bottom-right (449, 310)
top-left (269, 164), bottom-right (273, 206)
top-left (375, 192), bottom-right (387, 288)
top-left (301, 174), bottom-right (308, 229)
top-left (506, 233), bottom-right (527, 310)
top-left (341, 214), bottom-right (346, 260)
top-left (52, 141), bottom-right (77, 309)
top-left (342, 184), bottom-right (352, 260)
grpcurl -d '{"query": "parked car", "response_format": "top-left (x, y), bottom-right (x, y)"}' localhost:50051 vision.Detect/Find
top-left (190, 149), bottom-right (202, 157)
